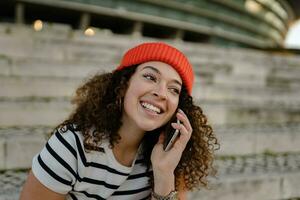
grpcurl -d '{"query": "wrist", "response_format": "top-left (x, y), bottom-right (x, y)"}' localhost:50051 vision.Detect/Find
top-left (152, 190), bottom-right (178, 200)
top-left (152, 164), bottom-right (175, 175)
top-left (153, 172), bottom-right (175, 196)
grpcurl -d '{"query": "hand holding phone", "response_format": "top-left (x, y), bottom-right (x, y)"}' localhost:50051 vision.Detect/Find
top-left (163, 114), bottom-right (181, 151)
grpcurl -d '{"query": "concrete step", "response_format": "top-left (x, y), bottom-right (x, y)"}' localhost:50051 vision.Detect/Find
top-left (0, 22), bottom-right (132, 47)
top-left (0, 99), bottom-right (71, 127)
top-left (1, 26), bottom-right (298, 68)
top-left (0, 76), bottom-right (81, 98)
top-left (2, 39), bottom-right (300, 84)
top-left (0, 124), bottom-right (299, 170)
top-left (202, 152), bottom-right (300, 200)
top-left (0, 74), bottom-right (296, 100)
top-left (215, 123), bottom-right (300, 156)
top-left (269, 64), bottom-right (300, 81)
top-left (0, 35), bottom-right (119, 63)
top-left (0, 35), bottom-right (123, 64)
top-left (1, 24), bottom-right (300, 94)
top-left (0, 126), bottom-right (51, 170)
top-left (186, 42), bottom-right (300, 72)
top-left (0, 23), bottom-right (141, 63)
top-left (2, 73), bottom-right (300, 107)
top-left (1, 53), bottom-right (299, 92)
top-left (1, 97), bottom-right (300, 126)
top-left (1, 23), bottom-right (300, 75)
top-left (202, 101), bottom-right (300, 125)
top-left (190, 171), bottom-right (300, 200)
top-left (201, 72), bottom-right (300, 89)
top-left (0, 56), bottom-right (114, 78)
top-left (1, 74), bottom-right (299, 106)
top-left (1, 152), bottom-right (300, 200)
top-left (193, 152), bottom-right (300, 200)
top-left (194, 85), bottom-right (300, 105)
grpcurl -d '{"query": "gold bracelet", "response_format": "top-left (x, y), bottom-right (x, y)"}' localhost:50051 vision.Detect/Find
top-left (151, 190), bottom-right (178, 200)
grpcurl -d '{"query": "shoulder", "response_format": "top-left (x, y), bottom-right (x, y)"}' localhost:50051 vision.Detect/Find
top-left (42, 124), bottom-right (84, 159)
top-left (31, 124), bottom-right (83, 194)
top-left (56, 124), bottom-right (83, 146)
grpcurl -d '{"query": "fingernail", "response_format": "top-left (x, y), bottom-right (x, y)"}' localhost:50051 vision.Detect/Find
top-left (178, 109), bottom-right (183, 113)
top-left (171, 122), bottom-right (178, 127)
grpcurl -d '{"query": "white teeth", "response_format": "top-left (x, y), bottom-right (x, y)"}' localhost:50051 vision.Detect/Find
top-left (141, 102), bottom-right (161, 114)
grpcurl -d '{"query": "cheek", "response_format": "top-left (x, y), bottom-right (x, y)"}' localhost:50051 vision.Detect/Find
top-left (165, 97), bottom-right (179, 119)
top-left (123, 85), bottom-right (141, 107)
top-left (169, 95), bottom-right (180, 109)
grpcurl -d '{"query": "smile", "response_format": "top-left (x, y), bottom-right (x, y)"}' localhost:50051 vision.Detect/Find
top-left (140, 101), bottom-right (162, 114)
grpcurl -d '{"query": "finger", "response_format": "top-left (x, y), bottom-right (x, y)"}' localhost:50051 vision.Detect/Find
top-left (171, 122), bottom-right (191, 147)
top-left (174, 122), bottom-right (191, 142)
top-left (176, 111), bottom-right (192, 133)
top-left (177, 109), bottom-right (192, 132)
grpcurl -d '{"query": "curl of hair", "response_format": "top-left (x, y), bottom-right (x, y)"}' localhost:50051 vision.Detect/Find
top-left (54, 66), bottom-right (219, 191)
top-left (175, 88), bottom-right (219, 190)
top-left (54, 67), bottom-right (136, 150)
top-left (143, 86), bottom-right (219, 191)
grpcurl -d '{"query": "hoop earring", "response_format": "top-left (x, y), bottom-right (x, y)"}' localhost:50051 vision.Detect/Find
top-left (116, 98), bottom-right (123, 112)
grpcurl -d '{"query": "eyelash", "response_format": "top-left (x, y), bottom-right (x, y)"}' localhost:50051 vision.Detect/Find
top-left (142, 73), bottom-right (180, 95)
top-left (143, 73), bottom-right (157, 82)
top-left (170, 88), bottom-right (180, 94)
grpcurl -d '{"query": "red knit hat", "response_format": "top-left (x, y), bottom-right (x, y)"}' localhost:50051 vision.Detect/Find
top-left (116, 42), bottom-right (194, 95)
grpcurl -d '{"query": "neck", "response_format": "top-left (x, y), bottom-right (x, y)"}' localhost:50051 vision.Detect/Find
top-left (111, 118), bottom-right (146, 167)
top-left (115, 117), bottom-right (145, 153)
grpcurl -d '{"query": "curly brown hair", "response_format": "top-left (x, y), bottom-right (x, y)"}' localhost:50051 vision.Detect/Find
top-left (54, 65), bottom-right (219, 191)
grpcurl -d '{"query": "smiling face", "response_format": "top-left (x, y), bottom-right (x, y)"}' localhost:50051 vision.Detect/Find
top-left (122, 61), bottom-right (182, 132)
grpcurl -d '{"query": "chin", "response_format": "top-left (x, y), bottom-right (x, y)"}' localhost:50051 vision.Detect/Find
top-left (141, 126), bottom-right (159, 132)
top-left (138, 122), bottom-right (162, 132)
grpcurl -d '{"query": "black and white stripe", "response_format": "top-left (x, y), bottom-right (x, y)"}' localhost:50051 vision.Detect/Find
top-left (32, 126), bottom-right (152, 199)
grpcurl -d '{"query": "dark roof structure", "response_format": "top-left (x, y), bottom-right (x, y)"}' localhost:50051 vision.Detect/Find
top-left (0, 0), bottom-right (299, 49)
top-left (286, 0), bottom-right (300, 19)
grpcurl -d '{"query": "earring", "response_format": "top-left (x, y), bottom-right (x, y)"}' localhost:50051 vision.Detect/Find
top-left (116, 98), bottom-right (123, 112)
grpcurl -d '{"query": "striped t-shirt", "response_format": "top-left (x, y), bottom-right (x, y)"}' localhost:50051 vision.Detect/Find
top-left (32, 126), bottom-right (152, 200)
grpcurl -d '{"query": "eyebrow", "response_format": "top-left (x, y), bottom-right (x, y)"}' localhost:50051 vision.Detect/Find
top-left (142, 66), bottom-right (182, 87)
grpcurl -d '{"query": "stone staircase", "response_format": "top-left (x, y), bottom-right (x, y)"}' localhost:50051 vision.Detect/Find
top-left (0, 22), bottom-right (300, 200)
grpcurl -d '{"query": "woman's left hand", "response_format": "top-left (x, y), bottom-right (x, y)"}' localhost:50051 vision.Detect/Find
top-left (151, 109), bottom-right (193, 174)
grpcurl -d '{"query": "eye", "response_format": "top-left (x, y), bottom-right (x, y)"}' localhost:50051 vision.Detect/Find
top-left (169, 87), bottom-right (180, 95)
top-left (143, 73), bottom-right (157, 82)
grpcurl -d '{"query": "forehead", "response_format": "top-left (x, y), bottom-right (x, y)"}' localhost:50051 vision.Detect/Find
top-left (136, 61), bottom-right (182, 83)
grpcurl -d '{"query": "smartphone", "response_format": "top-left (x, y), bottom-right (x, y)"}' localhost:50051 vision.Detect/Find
top-left (163, 111), bottom-right (181, 151)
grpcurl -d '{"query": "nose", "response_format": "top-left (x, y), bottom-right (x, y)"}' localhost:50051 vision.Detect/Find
top-left (152, 84), bottom-right (167, 100)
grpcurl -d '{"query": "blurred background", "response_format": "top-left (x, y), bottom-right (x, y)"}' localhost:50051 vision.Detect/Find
top-left (0, 0), bottom-right (300, 199)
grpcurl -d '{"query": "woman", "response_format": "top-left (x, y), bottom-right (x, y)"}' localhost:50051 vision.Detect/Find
top-left (20, 42), bottom-right (218, 200)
